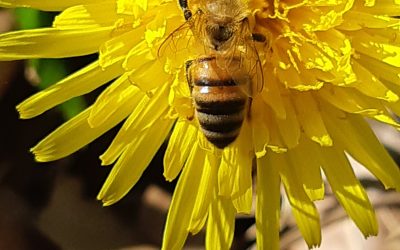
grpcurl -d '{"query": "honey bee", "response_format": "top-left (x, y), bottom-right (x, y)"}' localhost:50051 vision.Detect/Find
top-left (178, 0), bottom-right (266, 148)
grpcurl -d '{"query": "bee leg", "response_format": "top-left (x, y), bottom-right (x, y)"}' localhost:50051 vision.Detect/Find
top-left (185, 59), bottom-right (195, 121)
top-left (247, 97), bottom-right (253, 120)
top-left (185, 59), bottom-right (194, 91)
top-left (178, 0), bottom-right (192, 20)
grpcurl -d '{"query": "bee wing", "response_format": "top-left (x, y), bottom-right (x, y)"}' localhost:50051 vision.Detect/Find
top-left (214, 26), bottom-right (264, 97)
top-left (157, 20), bottom-right (193, 59)
top-left (246, 36), bottom-right (265, 95)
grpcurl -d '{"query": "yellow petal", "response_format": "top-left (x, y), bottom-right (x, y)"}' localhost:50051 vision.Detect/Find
top-left (319, 85), bottom-right (376, 114)
top-left (321, 103), bottom-right (400, 191)
top-left (98, 97), bottom-right (149, 165)
top-left (143, 12), bottom-right (167, 48)
top-left (161, 143), bottom-right (205, 250)
top-left (53, 2), bottom-right (118, 29)
top-left (32, 104), bottom-right (132, 162)
top-left (88, 74), bottom-right (143, 127)
top-left (256, 156), bottom-right (281, 250)
top-left (0, 0), bottom-right (99, 11)
top-left (293, 92), bottom-right (333, 146)
top-left (318, 85), bottom-right (400, 128)
top-left (361, 27), bottom-right (400, 47)
top-left (117, 0), bottom-right (147, 17)
top-left (123, 41), bottom-right (155, 71)
top-left (97, 114), bottom-right (173, 205)
top-left (278, 30), bottom-right (353, 87)
top-left (273, 46), bottom-right (304, 89)
top-left (99, 26), bottom-right (146, 69)
top-left (350, 30), bottom-right (400, 68)
top-left (353, 0), bottom-right (400, 16)
top-left (218, 120), bottom-right (253, 214)
top-left (271, 152), bottom-right (322, 248)
top-left (315, 29), bottom-right (356, 85)
top-left (319, 146), bottom-right (378, 237)
top-left (265, 110), bottom-right (288, 154)
top-left (292, 0), bottom-right (354, 32)
top-left (273, 45), bottom-right (325, 91)
top-left (275, 96), bottom-right (301, 149)
top-left (294, 41), bottom-right (334, 73)
top-left (188, 153), bottom-right (219, 234)
top-left (16, 60), bottom-right (123, 119)
top-left (217, 149), bottom-right (238, 195)
top-left (100, 84), bottom-right (169, 165)
top-left (128, 60), bottom-right (169, 91)
top-left (357, 53), bottom-right (400, 86)
top-left (261, 67), bottom-right (286, 119)
top-left (164, 119), bottom-right (198, 181)
top-left (232, 184), bottom-right (253, 215)
top-left (168, 69), bottom-right (193, 118)
top-left (350, 60), bottom-right (398, 102)
top-left (340, 10), bottom-right (400, 30)
top-left (0, 27), bottom-right (112, 60)
top-left (388, 103), bottom-right (400, 121)
top-left (287, 138), bottom-right (324, 201)
top-left (205, 196), bottom-right (236, 250)
top-left (382, 78), bottom-right (400, 99)
top-left (251, 97), bottom-right (270, 158)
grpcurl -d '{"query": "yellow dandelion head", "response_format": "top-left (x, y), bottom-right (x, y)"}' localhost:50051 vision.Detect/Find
top-left (1, 0), bottom-right (400, 249)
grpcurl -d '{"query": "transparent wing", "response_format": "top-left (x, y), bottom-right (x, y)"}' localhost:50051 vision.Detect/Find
top-left (214, 23), bottom-right (264, 98)
top-left (157, 20), bottom-right (193, 59)
top-left (157, 11), bottom-right (206, 70)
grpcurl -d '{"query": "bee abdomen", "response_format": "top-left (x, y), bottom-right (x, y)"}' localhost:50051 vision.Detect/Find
top-left (189, 56), bottom-right (249, 148)
top-left (196, 111), bottom-right (244, 133)
top-left (193, 87), bottom-right (247, 148)
top-left (195, 98), bottom-right (246, 114)
top-left (200, 128), bottom-right (241, 149)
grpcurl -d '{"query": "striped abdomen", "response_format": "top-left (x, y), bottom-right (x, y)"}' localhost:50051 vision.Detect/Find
top-left (188, 57), bottom-right (249, 148)
top-left (192, 84), bottom-right (247, 148)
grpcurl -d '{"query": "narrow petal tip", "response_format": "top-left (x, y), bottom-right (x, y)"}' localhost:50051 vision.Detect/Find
top-left (311, 134), bottom-right (333, 146)
top-left (16, 103), bottom-right (33, 120)
top-left (385, 90), bottom-right (399, 102)
top-left (96, 192), bottom-right (118, 207)
top-left (30, 145), bottom-right (56, 162)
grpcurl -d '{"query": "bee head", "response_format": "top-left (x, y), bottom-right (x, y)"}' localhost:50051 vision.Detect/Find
top-left (205, 20), bottom-right (235, 49)
top-left (201, 1), bottom-right (248, 50)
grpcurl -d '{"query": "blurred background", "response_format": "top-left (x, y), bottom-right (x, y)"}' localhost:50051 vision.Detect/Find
top-left (0, 7), bottom-right (399, 250)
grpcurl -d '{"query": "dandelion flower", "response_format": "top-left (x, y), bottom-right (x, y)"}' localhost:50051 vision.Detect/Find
top-left (1, 0), bottom-right (400, 249)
